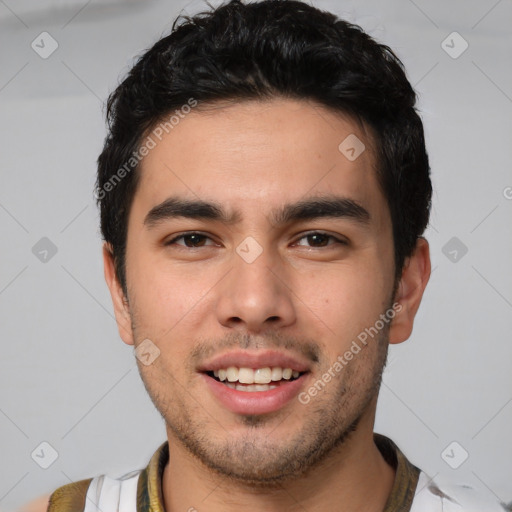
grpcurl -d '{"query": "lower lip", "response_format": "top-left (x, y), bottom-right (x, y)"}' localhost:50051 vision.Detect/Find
top-left (201, 373), bottom-right (306, 415)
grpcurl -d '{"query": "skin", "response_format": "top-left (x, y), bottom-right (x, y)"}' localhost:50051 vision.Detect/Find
top-left (27, 98), bottom-right (429, 512)
top-left (17, 495), bottom-right (51, 512)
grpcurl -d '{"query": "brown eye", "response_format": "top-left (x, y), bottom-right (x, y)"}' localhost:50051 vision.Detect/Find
top-left (295, 232), bottom-right (347, 248)
top-left (166, 233), bottom-right (214, 248)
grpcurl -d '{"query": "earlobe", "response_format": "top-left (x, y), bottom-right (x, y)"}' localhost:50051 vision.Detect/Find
top-left (388, 237), bottom-right (431, 345)
top-left (102, 243), bottom-right (135, 345)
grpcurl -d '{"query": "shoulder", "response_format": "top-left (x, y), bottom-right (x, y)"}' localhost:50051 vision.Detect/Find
top-left (45, 470), bottom-right (142, 511)
top-left (411, 472), bottom-right (510, 512)
top-left (16, 494), bottom-right (52, 512)
top-left (46, 479), bottom-right (93, 512)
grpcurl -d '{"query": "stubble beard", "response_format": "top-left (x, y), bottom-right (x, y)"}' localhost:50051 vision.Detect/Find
top-left (136, 324), bottom-right (390, 487)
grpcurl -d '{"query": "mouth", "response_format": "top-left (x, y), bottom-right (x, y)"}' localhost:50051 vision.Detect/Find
top-left (205, 366), bottom-right (306, 392)
top-left (198, 351), bottom-right (311, 415)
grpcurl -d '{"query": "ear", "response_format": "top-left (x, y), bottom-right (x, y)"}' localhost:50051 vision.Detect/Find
top-left (389, 237), bottom-right (431, 345)
top-left (103, 243), bottom-right (134, 346)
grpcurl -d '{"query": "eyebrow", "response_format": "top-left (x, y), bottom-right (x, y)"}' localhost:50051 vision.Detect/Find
top-left (144, 195), bottom-right (371, 229)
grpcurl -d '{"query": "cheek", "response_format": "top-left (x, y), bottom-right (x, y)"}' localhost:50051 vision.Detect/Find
top-left (126, 247), bottom-right (204, 338)
top-left (291, 261), bottom-right (391, 346)
top-left (130, 231), bottom-right (207, 293)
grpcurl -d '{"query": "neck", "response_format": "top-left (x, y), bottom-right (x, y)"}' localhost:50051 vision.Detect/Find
top-left (162, 404), bottom-right (395, 512)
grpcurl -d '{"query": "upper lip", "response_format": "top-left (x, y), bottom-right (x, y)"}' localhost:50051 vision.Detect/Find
top-left (197, 350), bottom-right (312, 373)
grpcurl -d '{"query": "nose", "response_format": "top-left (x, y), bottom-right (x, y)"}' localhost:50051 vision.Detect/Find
top-left (215, 244), bottom-right (297, 334)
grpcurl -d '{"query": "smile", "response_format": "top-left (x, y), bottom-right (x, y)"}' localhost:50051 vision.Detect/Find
top-left (198, 350), bottom-right (312, 414)
top-left (208, 366), bottom-right (303, 392)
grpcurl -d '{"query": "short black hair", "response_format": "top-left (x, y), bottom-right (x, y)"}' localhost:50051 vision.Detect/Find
top-left (96, 0), bottom-right (432, 294)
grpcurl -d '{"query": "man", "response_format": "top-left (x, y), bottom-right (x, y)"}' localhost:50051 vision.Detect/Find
top-left (38, 0), bottom-right (506, 510)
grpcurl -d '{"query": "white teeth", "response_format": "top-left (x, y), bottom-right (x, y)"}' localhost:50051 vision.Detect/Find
top-left (236, 383), bottom-right (254, 391)
top-left (234, 383), bottom-right (278, 392)
top-left (254, 367), bottom-right (272, 384)
top-left (212, 366), bottom-right (301, 387)
top-left (238, 367), bottom-right (254, 384)
top-left (271, 367), bottom-right (283, 381)
top-left (226, 367), bottom-right (238, 382)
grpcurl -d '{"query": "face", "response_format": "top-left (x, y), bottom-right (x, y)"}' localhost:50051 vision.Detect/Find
top-left (105, 98), bottom-right (426, 484)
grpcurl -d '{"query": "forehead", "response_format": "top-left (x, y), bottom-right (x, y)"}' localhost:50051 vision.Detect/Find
top-left (131, 98), bottom-right (389, 230)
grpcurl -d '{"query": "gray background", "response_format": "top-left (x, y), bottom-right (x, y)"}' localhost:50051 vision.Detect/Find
top-left (0, 0), bottom-right (511, 509)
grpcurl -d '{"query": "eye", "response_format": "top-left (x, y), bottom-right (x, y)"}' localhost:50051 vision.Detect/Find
top-left (165, 232), bottom-right (217, 248)
top-left (294, 231), bottom-right (347, 248)
top-left (164, 231), bottom-right (346, 250)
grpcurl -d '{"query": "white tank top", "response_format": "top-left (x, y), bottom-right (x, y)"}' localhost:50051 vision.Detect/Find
top-left (80, 469), bottom-right (507, 512)
top-left (83, 470), bottom-right (141, 512)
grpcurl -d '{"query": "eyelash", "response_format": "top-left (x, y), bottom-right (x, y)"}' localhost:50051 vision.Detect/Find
top-left (164, 231), bottom-right (347, 249)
